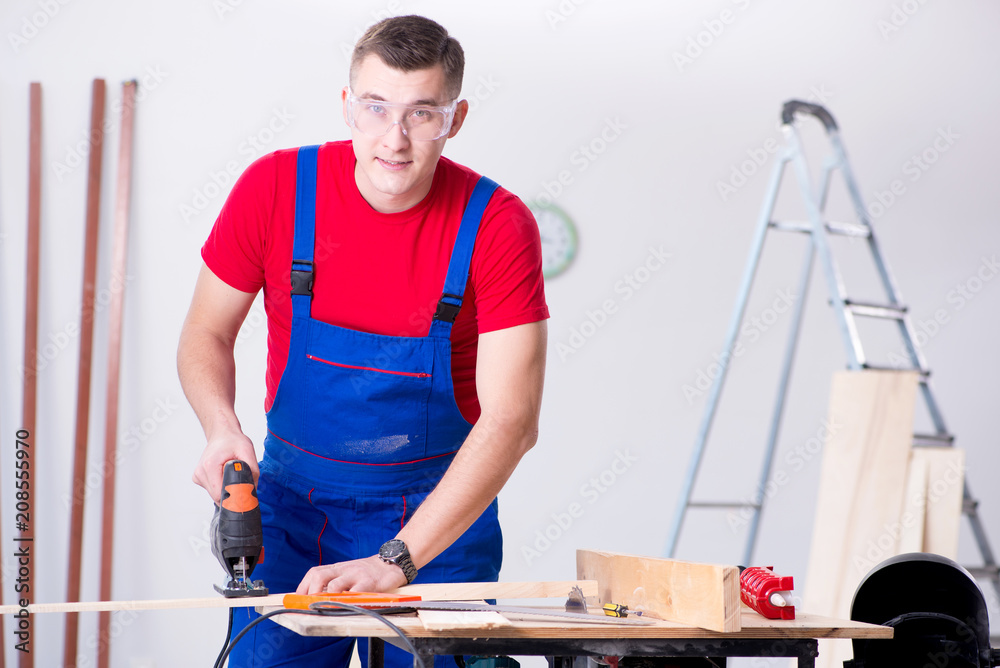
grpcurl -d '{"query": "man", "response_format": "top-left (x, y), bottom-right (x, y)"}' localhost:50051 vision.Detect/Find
top-left (177, 14), bottom-right (548, 666)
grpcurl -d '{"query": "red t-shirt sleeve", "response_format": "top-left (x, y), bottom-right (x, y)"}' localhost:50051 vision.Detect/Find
top-left (201, 153), bottom-right (277, 293)
top-left (470, 190), bottom-right (550, 333)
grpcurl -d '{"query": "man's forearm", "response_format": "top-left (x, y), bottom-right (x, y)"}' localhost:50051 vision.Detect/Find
top-left (179, 326), bottom-right (260, 501)
top-left (396, 410), bottom-right (537, 570)
top-left (393, 321), bottom-right (547, 570)
top-left (177, 327), bottom-right (242, 439)
top-left (177, 265), bottom-right (257, 443)
top-left (178, 267), bottom-right (260, 502)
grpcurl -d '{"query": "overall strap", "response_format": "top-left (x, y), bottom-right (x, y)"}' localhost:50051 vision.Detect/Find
top-left (429, 176), bottom-right (500, 339)
top-left (290, 145), bottom-right (320, 319)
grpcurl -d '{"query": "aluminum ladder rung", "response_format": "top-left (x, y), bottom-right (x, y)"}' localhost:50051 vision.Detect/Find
top-left (964, 565), bottom-right (1000, 581)
top-left (827, 220), bottom-right (872, 237)
top-left (769, 219), bottom-right (871, 237)
top-left (912, 432), bottom-right (955, 447)
top-left (843, 299), bottom-right (908, 319)
top-left (861, 362), bottom-right (931, 376)
top-left (687, 501), bottom-right (761, 510)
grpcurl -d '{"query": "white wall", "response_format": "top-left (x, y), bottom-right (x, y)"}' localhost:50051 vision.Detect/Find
top-left (1, 0), bottom-right (998, 665)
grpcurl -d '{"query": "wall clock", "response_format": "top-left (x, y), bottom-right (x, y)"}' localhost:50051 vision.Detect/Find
top-left (528, 202), bottom-right (578, 279)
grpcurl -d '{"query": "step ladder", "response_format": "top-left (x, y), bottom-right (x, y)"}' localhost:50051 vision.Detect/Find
top-left (665, 100), bottom-right (999, 601)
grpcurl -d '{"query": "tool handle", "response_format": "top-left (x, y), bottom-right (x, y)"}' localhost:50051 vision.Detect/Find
top-left (602, 603), bottom-right (629, 618)
top-left (215, 460), bottom-right (263, 563)
top-left (781, 100), bottom-right (838, 132)
top-left (221, 460), bottom-right (257, 511)
top-left (283, 593), bottom-right (422, 610)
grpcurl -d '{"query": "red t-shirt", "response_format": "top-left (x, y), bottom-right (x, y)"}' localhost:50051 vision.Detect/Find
top-left (202, 141), bottom-right (548, 422)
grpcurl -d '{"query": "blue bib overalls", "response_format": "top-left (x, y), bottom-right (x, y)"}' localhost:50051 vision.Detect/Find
top-left (228, 145), bottom-right (503, 666)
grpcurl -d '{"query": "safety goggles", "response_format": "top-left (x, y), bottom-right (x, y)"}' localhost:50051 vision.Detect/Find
top-left (346, 90), bottom-right (458, 141)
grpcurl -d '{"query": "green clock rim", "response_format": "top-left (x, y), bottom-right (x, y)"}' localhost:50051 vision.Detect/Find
top-left (528, 201), bottom-right (578, 279)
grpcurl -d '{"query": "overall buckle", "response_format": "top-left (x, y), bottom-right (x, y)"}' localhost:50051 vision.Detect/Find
top-left (433, 293), bottom-right (463, 323)
top-left (290, 260), bottom-right (314, 296)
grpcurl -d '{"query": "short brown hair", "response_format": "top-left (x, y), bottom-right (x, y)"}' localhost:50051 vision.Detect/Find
top-left (350, 15), bottom-right (465, 100)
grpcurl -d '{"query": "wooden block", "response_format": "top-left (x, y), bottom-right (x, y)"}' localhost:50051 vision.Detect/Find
top-left (576, 549), bottom-right (740, 633)
top-left (913, 447), bottom-right (965, 559)
top-left (898, 453), bottom-right (928, 554)
top-left (803, 370), bottom-right (919, 668)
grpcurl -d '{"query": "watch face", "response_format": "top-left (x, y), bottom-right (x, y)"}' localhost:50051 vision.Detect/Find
top-left (528, 202), bottom-right (578, 279)
top-left (380, 539), bottom-right (405, 560)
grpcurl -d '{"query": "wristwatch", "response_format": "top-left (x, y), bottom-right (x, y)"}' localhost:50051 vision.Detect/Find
top-left (378, 539), bottom-right (417, 584)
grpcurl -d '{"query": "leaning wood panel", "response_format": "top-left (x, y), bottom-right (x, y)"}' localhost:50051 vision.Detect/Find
top-left (913, 447), bottom-right (965, 559)
top-left (803, 370), bottom-right (919, 668)
top-left (576, 549), bottom-right (740, 632)
top-left (898, 453), bottom-right (928, 554)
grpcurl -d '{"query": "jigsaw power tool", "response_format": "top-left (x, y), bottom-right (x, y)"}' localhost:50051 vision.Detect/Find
top-left (211, 459), bottom-right (268, 597)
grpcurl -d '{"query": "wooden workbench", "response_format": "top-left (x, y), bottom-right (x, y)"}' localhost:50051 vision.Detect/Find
top-left (262, 605), bottom-right (892, 668)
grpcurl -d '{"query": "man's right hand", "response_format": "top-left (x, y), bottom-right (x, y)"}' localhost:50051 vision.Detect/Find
top-left (192, 431), bottom-right (259, 504)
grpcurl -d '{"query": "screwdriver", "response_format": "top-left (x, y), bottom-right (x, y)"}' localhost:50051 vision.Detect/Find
top-left (603, 603), bottom-right (642, 618)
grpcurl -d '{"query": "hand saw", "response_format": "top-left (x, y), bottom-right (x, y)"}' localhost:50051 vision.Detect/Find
top-left (284, 595), bottom-right (654, 625)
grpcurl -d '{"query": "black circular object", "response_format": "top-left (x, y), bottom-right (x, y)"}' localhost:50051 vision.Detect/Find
top-left (848, 552), bottom-right (994, 667)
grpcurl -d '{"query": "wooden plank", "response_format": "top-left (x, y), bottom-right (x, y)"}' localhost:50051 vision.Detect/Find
top-left (417, 609), bottom-right (512, 631)
top-left (898, 453), bottom-right (928, 554)
top-left (0, 595), bottom-right (889, 639)
top-left (271, 608), bottom-right (891, 640)
top-left (392, 580), bottom-right (597, 601)
top-left (65, 77), bottom-right (107, 668)
top-left (0, 581), bottom-right (597, 615)
top-left (803, 370), bottom-right (919, 668)
top-left (97, 79), bottom-right (137, 668)
top-left (0, 594), bottom-right (287, 616)
top-left (913, 447), bottom-right (965, 559)
top-left (576, 549), bottom-right (740, 633)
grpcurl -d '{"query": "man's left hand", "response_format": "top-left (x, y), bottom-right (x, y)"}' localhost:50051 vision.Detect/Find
top-left (295, 555), bottom-right (408, 594)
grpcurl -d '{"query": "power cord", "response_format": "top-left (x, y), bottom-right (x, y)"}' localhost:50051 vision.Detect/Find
top-left (214, 607), bottom-right (327, 668)
top-left (213, 601), bottom-right (420, 668)
top-left (214, 606), bottom-right (234, 668)
top-left (309, 601), bottom-right (420, 657)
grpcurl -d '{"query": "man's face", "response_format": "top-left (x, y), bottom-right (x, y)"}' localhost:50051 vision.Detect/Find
top-left (343, 54), bottom-right (467, 214)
